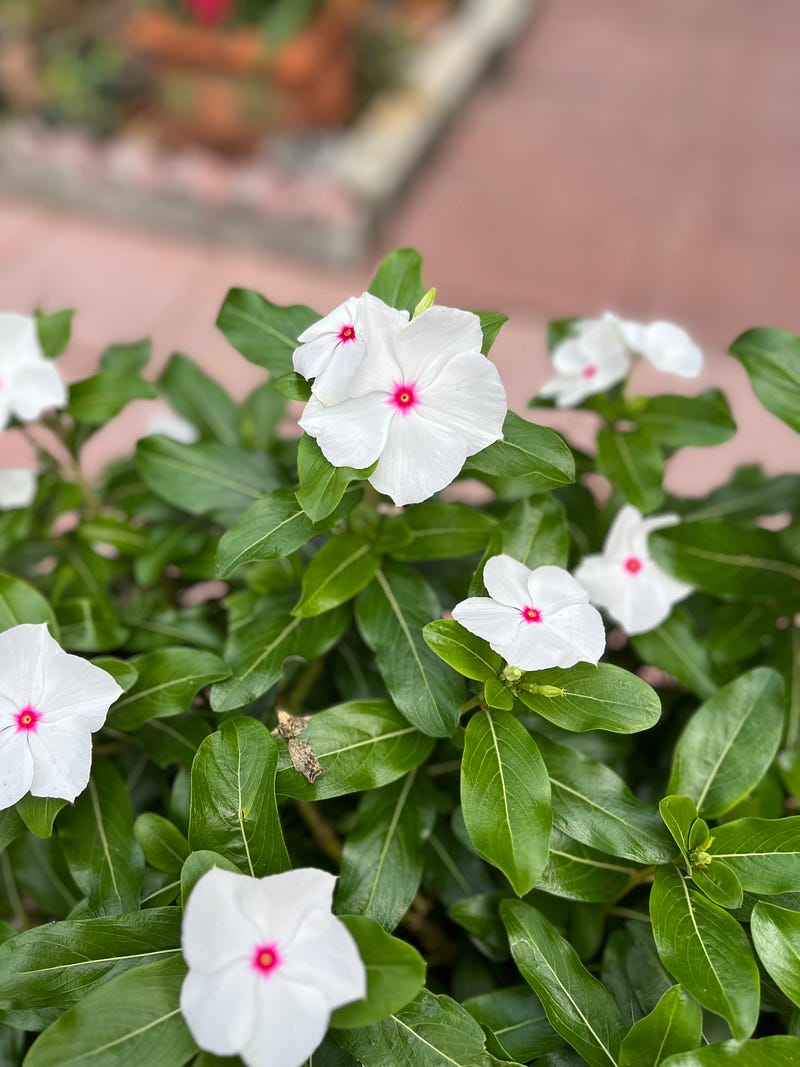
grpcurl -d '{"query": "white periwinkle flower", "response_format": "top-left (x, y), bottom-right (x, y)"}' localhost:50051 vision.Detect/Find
top-left (538, 314), bottom-right (631, 407)
top-left (299, 302), bottom-right (507, 506)
top-left (146, 406), bottom-right (200, 444)
top-left (181, 866), bottom-right (366, 1067)
top-left (0, 623), bottom-right (123, 809)
top-left (573, 504), bottom-right (693, 635)
top-left (452, 554), bottom-right (606, 671)
top-left (0, 313), bottom-right (67, 430)
top-left (294, 293), bottom-right (408, 407)
top-left (619, 318), bottom-right (703, 378)
top-left (0, 469), bottom-right (37, 510)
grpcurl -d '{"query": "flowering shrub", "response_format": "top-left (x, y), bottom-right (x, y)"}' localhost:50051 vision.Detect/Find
top-left (0, 248), bottom-right (799, 1067)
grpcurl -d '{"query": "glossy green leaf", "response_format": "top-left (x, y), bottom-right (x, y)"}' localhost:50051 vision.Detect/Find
top-left (23, 956), bottom-right (195, 1067)
top-left (659, 796), bottom-right (698, 862)
top-left (448, 891), bottom-right (512, 963)
top-left (729, 327), bottom-right (800, 433)
top-left (751, 901), bottom-right (800, 1008)
top-left (601, 924), bottom-right (672, 1027)
top-left (466, 412), bottom-right (575, 492)
top-left (385, 503), bottom-right (497, 561)
top-left (667, 668), bottom-right (785, 818)
top-left (54, 598), bottom-right (130, 653)
top-left (484, 676), bottom-right (515, 710)
top-left (294, 532), bottom-right (380, 617)
top-left (464, 984), bottom-right (563, 1062)
top-left (477, 311), bottom-right (509, 355)
top-left (367, 248), bottom-right (425, 313)
top-left (133, 814), bottom-right (190, 874)
top-left (649, 865), bottom-right (759, 1040)
top-left (631, 607), bottom-right (718, 699)
top-left (275, 700), bottom-right (434, 800)
top-left (159, 352), bottom-right (239, 445)
top-left (708, 817), bottom-right (800, 893)
top-left (69, 368), bottom-right (158, 424)
top-left (180, 850), bottom-right (239, 908)
top-left (423, 620), bottom-right (503, 682)
top-left (336, 771), bottom-right (436, 929)
top-left (618, 985), bottom-right (702, 1067)
top-left (597, 429), bottom-right (664, 513)
top-left (502, 899), bottom-right (626, 1067)
top-left (660, 1036), bottom-right (800, 1066)
top-left (538, 738), bottom-right (674, 864)
top-left (537, 829), bottom-right (638, 903)
top-left (296, 434), bottom-right (372, 523)
top-left (691, 860), bottom-right (743, 910)
top-left (216, 286), bottom-right (318, 376)
top-left (461, 710), bottom-right (551, 896)
top-left (330, 915), bottom-right (426, 1028)
top-left (631, 390), bottom-right (736, 447)
top-left (0, 573), bottom-right (58, 634)
top-left (15, 796), bottom-right (67, 839)
top-left (517, 663), bottom-right (661, 734)
top-left (355, 566), bottom-right (464, 738)
top-left (189, 717), bottom-right (290, 877)
top-left (58, 759), bottom-right (144, 916)
top-left (216, 488), bottom-right (316, 576)
top-left (0, 908), bottom-right (181, 1011)
top-left (108, 648), bottom-right (230, 731)
top-left (35, 307), bottom-right (74, 358)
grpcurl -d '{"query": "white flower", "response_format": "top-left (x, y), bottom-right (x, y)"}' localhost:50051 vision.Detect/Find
top-left (0, 313), bottom-right (67, 430)
top-left (0, 623), bottom-right (123, 809)
top-left (145, 406), bottom-right (200, 444)
top-left (452, 554), bottom-right (606, 671)
top-left (294, 293), bottom-right (408, 407)
top-left (0, 469), bottom-right (37, 510)
top-left (299, 303), bottom-right (507, 506)
top-left (538, 314), bottom-right (631, 407)
top-left (618, 318), bottom-right (703, 377)
top-left (181, 866), bottom-right (366, 1067)
top-left (573, 504), bottom-right (693, 635)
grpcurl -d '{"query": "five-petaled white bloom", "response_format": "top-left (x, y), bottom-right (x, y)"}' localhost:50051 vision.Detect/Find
top-left (452, 554), bottom-right (606, 671)
top-left (539, 314), bottom-right (631, 408)
top-left (618, 318), bottom-right (703, 378)
top-left (181, 866), bottom-right (366, 1067)
top-left (0, 469), bottom-right (37, 510)
top-left (299, 302), bottom-right (507, 506)
top-left (294, 293), bottom-right (407, 407)
top-left (573, 504), bottom-right (693, 635)
top-left (0, 624), bottom-right (123, 809)
top-left (0, 313), bottom-right (67, 431)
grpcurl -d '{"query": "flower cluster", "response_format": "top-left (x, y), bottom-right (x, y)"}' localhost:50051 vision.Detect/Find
top-left (539, 312), bottom-right (703, 407)
top-left (294, 294), bottom-right (507, 506)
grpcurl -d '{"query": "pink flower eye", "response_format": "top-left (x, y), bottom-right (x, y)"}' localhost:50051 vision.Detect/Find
top-left (337, 324), bottom-right (357, 344)
top-left (16, 705), bottom-right (41, 732)
top-left (624, 556), bottom-right (643, 574)
top-left (252, 943), bottom-right (282, 976)
top-left (581, 364), bottom-right (598, 379)
top-left (390, 382), bottom-right (418, 413)
top-left (520, 605), bottom-right (543, 624)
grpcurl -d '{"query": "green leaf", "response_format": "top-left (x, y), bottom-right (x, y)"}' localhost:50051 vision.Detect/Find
top-left (483, 676), bottom-right (515, 710)
top-left (464, 984), bottom-right (562, 1062)
top-left (517, 663), bottom-right (661, 734)
top-left (0, 908), bottom-right (181, 1011)
top-left (180, 850), bottom-right (239, 908)
top-left (334, 988), bottom-right (509, 1067)
top-left (35, 308), bottom-right (74, 358)
top-left (660, 1036), bottom-right (800, 1066)
top-left (659, 795), bottom-right (698, 862)
top-left (0, 807), bottom-right (26, 853)
top-left (597, 429), bottom-right (664, 513)
top-left (216, 287), bottom-right (318, 376)
top-left (537, 829), bottom-right (639, 903)
top-left (651, 521), bottom-right (800, 604)
top-left (482, 496), bottom-right (570, 576)
top-left (461, 710), bottom-right (551, 896)
top-left (667, 668), bottom-right (785, 818)
top-left (133, 815), bottom-right (190, 874)
top-left (58, 759), bottom-right (144, 916)
top-left (501, 899), bottom-right (626, 1067)
top-left (367, 248), bottom-right (425, 313)
top-left (708, 817), bottom-right (800, 893)
top-left (336, 771), bottom-right (436, 929)
top-left (538, 738), bottom-right (674, 864)
top-left (448, 891), bottom-right (512, 962)
top-left (159, 353), bottom-right (239, 445)
top-left (729, 327), bottom-right (800, 433)
top-left (296, 434), bottom-right (373, 523)
top-left (677, 465), bottom-right (800, 523)
top-left (210, 588), bottom-right (349, 712)
top-left (385, 503), bottom-right (497, 561)
top-left (15, 796), bottom-right (66, 839)
top-left (631, 390), bottom-right (736, 447)
top-left (602, 924), bottom-right (672, 1027)
top-left (422, 620), bottom-right (503, 682)
top-left (477, 311), bottom-right (509, 355)
top-left (649, 865), bottom-right (759, 1040)
top-left (109, 648), bottom-right (230, 731)
top-left (691, 860), bottom-right (743, 910)
top-left (275, 700), bottom-right (434, 801)
top-left (69, 368), bottom-right (158, 424)
top-left (92, 656), bottom-right (139, 692)
top-left (355, 565), bottom-right (464, 738)
top-left (631, 606), bottom-right (718, 699)
top-left (618, 985), bottom-right (702, 1067)
top-left (136, 437), bottom-right (281, 525)
top-left (100, 340), bottom-right (151, 374)
top-left (330, 915), bottom-right (426, 1028)
top-left (295, 533), bottom-right (380, 617)
top-left (189, 717), bottom-right (290, 877)
top-left (216, 488), bottom-right (316, 576)
top-left (273, 370), bottom-right (311, 400)
top-left (466, 412), bottom-right (575, 492)
top-left (751, 901), bottom-right (800, 1008)
top-left (0, 573), bottom-right (58, 634)
top-left (54, 598), bottom-right (130, 653)
top-left (22, 956), bottom-right (195, 1067)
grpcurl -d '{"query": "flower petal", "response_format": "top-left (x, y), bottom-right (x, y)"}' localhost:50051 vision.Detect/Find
top-left (528, 565), bottom-right (591, 613)
top-left (494, 619), bottom-right (575, 672)
top-left (637, 321), bottom-right (703, 377)
top-left (344, 296), bottom-right (408, 398)
top-left (482, 554), bottom-right (531, 608)
top-left (545, 602), bottom-right (606, 665)
top-left (9, 360), bottom-right (67, 421)
top-left (181, 962), bottom-right (260, 1057)
top-left (0, 729), bottom-right (34, 808)
top-left (0, 313), bottom-right (41, 377)
top-left (28, 720), bottom-right (92, 802)
top-left (299, 393), bottom-right (392, 471)
top-left (394, 306), bottom-right (483, 388)
top-left (601, 505), bottom-right (648, 560)
top-left (36, 643), bottom-right (123, 732)
top-left (310, 339), bottom-right (368, 406)
top-left (451, 597), bottom-right (523, 646)
top-left (182, 867), bottom-right (263, 972)
top-left (0, 469), bottom-right (37, 510)
top-left (242, 978), bottom-right (330, 1067)
top-left (280, 909), bottom-right (366, 1011)
top-left (240, 868), bottom-right (336, 945)
top-left (0, 623), bottom-right (49, 710)
top-left (369, 408), bottom-right (467, 506)
top-left (419, 352), bottom-right (507, 453)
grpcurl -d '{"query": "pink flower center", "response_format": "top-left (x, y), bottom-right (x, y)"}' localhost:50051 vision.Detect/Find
top-left (390, 382), bottom-right (418, 414)
top-left (520, 605), bottom-right (543, 624)
top-left (337, 324), bottom-right (357, 344)
top-left (581, 364), bottom-right (598, 379)
top-left (16, 705), bottom-right (41, 732)
top-left (252, 943), bottom-right (282, 977)
top-left (624, 556), bottom-right (643, 575)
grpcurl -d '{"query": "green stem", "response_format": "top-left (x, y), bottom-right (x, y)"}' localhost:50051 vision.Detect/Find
top-left (1, 851), bottom-right (28, 930)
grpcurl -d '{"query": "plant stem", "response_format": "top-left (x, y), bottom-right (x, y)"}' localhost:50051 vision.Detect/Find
top-left (294, 800), bottom-right (343, 864)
